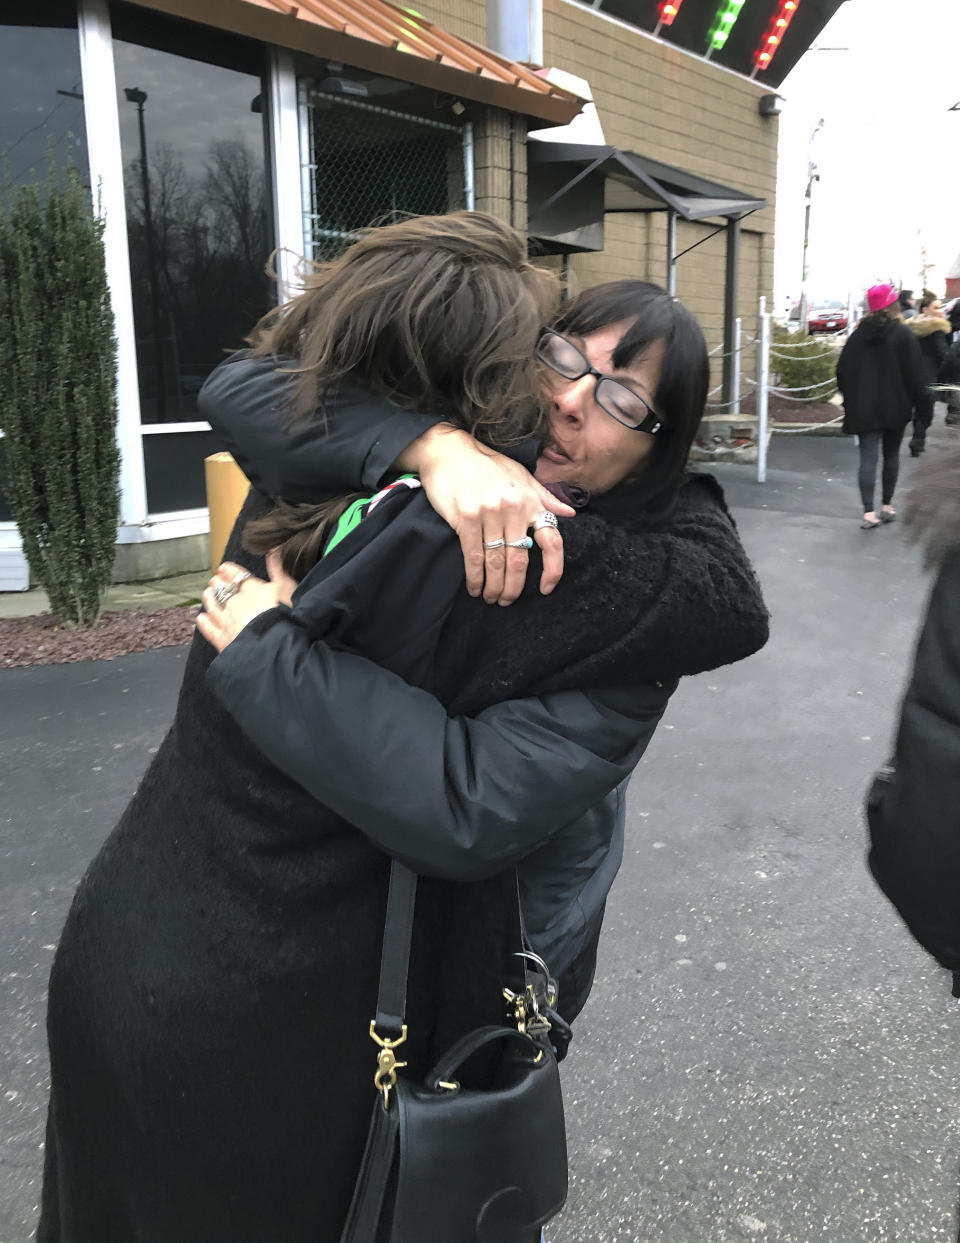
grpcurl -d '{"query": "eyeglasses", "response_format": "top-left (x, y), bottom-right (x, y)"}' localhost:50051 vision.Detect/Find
top-left (536, 330), bottom-right (664, 435)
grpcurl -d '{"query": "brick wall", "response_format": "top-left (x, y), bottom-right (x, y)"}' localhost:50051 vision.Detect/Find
top-left (472, 109), bottom-right (527, 227)
top-left (410, 0), bottom-right (778, 356)
top-left (410, 0), bottom-right (486, 46)
top-left (543, 0), bottom-right (778, 354)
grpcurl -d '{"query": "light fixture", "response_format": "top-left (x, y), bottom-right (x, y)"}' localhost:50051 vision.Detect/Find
top-left (758, 93), bottom-right (784, 117)
top-left (753, 0), bottom-right (802, 75)
top-left (657, 0), bottom-right (684, 26)
top-left (706, 0), bottom-right (746, 56)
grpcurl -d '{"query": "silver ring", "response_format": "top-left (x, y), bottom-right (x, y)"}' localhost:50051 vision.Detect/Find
top-left (505, 537), bottom-right (533, 549)
top-left (532, 511), bottom-right (559, 532)
top-left (484, 538), bottom-right (505, 549)
top-left (213, 570), bottom-right (251, 608)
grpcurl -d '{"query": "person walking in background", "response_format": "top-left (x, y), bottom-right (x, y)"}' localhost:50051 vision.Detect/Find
top-left (899, 288), bottom-right (917, 319)
top-left (907, 292), bottom-right (952, 455)
top-left (836, 282), bottom-right (926, 529)
top-left (867, 440), bottom-right (960, 999)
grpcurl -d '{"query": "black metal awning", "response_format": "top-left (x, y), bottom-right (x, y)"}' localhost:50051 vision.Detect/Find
top-left (527, 140), bottom-right (765, 244)
top-left (527, 140), bottom-right (767, 403)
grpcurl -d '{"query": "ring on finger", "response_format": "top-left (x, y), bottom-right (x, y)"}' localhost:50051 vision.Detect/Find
top-left (484, 538), bottom-right (506, 549)
top-left (532, 511), bottom-right (559, 532)
top-left (505, 537), bottom-right (533, 549)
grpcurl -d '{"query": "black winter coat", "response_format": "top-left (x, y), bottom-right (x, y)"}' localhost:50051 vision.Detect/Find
top-left (909, 314), bottom-right (952, 385)
top-left (868, 444), bottom-right (960, 972)
top-left (837, 317), bottom-right (927, 434)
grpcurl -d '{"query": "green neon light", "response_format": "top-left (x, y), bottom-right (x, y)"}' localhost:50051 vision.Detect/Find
top-left (708, 0), bottom-right (746, 50)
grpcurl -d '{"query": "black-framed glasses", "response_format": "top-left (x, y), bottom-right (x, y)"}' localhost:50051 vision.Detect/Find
top-left (536, 330), bottom-right (664, 435)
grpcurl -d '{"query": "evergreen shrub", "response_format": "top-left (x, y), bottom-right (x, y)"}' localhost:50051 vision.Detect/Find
top-left (0, 159), bottom-right (119, 626)
top-left (770, 323), bottom-right (840, 403)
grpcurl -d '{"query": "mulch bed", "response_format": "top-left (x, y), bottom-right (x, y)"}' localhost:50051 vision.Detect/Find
top-left (0, 604), bottom-right (201, 669)
top-left (706, 393), bottom-right (840, 425)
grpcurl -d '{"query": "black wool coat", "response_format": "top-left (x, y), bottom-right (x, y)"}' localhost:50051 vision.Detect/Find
top-left (836, 317), bottom-right (927, 434)
top-left (38, 500), bottom-right (520, 1243)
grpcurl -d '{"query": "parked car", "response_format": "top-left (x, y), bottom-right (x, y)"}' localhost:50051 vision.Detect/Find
top-left (808, 300), bottom-right (848, 333)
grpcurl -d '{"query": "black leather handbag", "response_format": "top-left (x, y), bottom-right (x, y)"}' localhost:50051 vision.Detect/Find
top-left (339, 861), bottom-right (568, 1243)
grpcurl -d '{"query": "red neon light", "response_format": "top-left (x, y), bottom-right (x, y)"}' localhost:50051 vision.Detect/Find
top-left (658, 0), bottom-right (684, 25)
top-left (754, 0), bottom-right (802, 71)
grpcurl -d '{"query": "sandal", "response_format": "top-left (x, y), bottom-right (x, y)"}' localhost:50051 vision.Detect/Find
top-left (860, 518), bottom-right (881, 530)
top-left (880, 509), bottom-right (897, 523)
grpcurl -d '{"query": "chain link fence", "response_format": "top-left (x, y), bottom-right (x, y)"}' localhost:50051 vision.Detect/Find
top-left (299, 87), bottom-right (466, 262)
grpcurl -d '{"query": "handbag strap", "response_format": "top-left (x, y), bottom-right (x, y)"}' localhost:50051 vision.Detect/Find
top-left (374, 860), bottom-right (419, 1034)
top-left (374, 859), bottom-right (526, 1035)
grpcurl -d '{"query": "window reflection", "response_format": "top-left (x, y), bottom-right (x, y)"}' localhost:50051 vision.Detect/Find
top-left (111, 8), bottom-right (271, 424)
top-left (0, 5), bottom-right (87, 523)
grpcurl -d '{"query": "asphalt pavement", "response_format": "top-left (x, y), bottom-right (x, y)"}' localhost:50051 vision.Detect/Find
top-left (3, 429), bottom-right (959, 1242)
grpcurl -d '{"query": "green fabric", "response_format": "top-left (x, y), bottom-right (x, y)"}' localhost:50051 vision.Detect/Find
top-left (323, 474), bottom-right (419, 557)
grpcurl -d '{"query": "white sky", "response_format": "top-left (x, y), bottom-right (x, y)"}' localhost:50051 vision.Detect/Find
top-left (773, 0), bottom-right (960, 307)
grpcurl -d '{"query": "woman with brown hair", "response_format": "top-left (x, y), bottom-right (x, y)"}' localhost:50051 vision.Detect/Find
top-left (38, 215), bottom-right (767, 1243)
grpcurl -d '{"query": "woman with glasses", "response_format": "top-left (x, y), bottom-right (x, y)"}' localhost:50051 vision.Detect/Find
top-left (197, 278), bottom-right (767, 1039)
top-left (40, 225), bottom-right (767, 1243)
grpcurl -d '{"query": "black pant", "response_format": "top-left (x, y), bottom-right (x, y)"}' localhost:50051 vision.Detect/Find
top-left (911, 390), bottom-right (935, 446)
top-left (858, 428), bottom-right (904, 512)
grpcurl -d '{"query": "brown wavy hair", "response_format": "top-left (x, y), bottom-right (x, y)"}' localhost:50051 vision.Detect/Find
top-left (248, 211), bottom-right (557, 442)
top-left (244, 212), bottom-right (558, 575)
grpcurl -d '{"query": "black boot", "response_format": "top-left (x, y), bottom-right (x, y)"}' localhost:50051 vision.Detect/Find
top-left (909, 438), bottom-right (925, 457)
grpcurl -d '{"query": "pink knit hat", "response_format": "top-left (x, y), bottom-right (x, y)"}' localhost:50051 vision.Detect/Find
top-left (866, 283), bottom-right (899, 313)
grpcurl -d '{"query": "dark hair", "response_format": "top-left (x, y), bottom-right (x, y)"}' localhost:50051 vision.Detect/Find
top-left (245, 212), bottom-right (559, 573)
top-left (554, 280), bottom-right (709, 518)
top-left (899, 289), bottom-right (914, 307)
top-left (249, 211), bottom-right (557, 445)
top-left (858, 303), bottom-right (902, 339)
top-left (919, 291), bottom-right (940, 313)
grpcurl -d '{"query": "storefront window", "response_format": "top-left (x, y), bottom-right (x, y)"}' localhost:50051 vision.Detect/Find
top-left (0, 3), bottom-right (88, 523)
top-left (111, 3), bottom-right (272, 430)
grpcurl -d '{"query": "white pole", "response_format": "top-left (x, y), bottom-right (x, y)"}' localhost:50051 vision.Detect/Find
top-left (732, 316), bottom-right (742, 415)
top-left (266, 48), bottom-right (303, 301)
top-left (757, 309), bottom-right (771, 484)
top-left (77, 0), bottom-right (148, 529)
top-left (463, 121), bottom-right (475, 210)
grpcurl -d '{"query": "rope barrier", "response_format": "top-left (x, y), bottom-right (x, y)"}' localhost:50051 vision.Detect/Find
top-left (771, 352), bottom-right (839, 367)
top-left (706, 394), bottom-right (751, 410)
top-left (768, 378), bottom-right (837, 394)
top-left (767, 387), bottom-right (839, 403)
top-left (772, 413), bottom-right (844, 434)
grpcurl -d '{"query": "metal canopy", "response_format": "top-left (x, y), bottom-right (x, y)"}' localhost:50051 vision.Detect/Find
top-left (528, 141), bottom-right (766, 225)
top-left (527, 140), bottom-right (767, 403)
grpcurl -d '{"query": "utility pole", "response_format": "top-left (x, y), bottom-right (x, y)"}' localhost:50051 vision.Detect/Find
top-left (797, 117), bottom-right (824, 337)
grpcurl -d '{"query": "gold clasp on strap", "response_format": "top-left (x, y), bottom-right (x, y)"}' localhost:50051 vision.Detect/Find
top-left (369, 1020), bottom-right (408, 1109)
top-left (502, 984), bottom-right (552, 1041)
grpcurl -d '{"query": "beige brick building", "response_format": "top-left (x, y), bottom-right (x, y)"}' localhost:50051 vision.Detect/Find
top-left (411, 0), bottom-right (779, 355)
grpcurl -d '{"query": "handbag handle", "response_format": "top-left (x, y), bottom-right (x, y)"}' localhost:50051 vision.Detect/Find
top-left (425, 1024), bottom-right (544, 1090)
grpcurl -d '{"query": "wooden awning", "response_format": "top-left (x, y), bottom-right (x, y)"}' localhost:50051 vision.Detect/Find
top-left (126, 0), bottom-right (584, 125)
